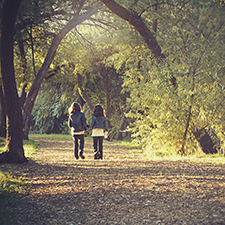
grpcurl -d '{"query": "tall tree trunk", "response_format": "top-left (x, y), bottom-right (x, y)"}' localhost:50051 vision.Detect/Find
top-left (0, 84), bottom-right (6, 137)
top-left (18, 31), bottom-right (28, 107)
top-left (0, 0), bottom-right (27, 164)
top-left (179, 105), bottom-right (192, 155)
top-left (100, 66), bottom-right (111, 127)
top-left (22, 7), bottom-right (97, 140)
top-left (116, 112), bottom-right (127, 141)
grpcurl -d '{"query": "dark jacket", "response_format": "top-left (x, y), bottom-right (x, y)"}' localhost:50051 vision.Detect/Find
top-left (90, 116), bottom-right (108, 131)
top-left (68, 111), bottom-right (88, 134)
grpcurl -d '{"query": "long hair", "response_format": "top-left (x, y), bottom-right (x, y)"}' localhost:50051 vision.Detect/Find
top-left (93, 104), bottom-right (104, 117)
top-left (68, 102), bottom-right (81, 114)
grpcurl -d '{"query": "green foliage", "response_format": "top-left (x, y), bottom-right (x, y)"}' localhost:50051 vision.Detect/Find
top-left (23, 139), bottom-right (39, 158)
top-left (56, 20), bottom-right (131, 140)
top-left (30, 84), bottom-right (70, 135)
top-left (9, 0), bottom-right (225, 149)
top-left (109, 0), bottom-right (225, 154)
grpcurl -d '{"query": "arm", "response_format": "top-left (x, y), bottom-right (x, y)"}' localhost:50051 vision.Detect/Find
top-left (89, 116), bottom-right (96, 129)
top-left (82, 114), bottom-right (88, 130)
top-left (104, 118), bottom-right (108, 139)
top-left (68, 115), bottom-right (72, 128)
top-left (104, 118), bottom-right (108, 131)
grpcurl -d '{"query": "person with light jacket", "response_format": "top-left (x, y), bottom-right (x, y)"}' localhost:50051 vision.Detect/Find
top-left (68, 102), bottom-right (88, 160)
top-left (90, 104), bottom-right (108, 159)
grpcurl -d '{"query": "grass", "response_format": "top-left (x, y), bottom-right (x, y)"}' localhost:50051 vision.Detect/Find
top-left (113, 140), bottom-right (141, 148)
top-left (143, 147), bottom-right (225, 164)
top-left (29, 133), bottom-right (72, 139)
top-left (29, 133), bottom-right (93, 140)
top-left (0, 138), bottom-right (39, 159)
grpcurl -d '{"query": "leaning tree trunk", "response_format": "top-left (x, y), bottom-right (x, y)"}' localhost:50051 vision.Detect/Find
top-left (193, 128), bottom-right (218, 154)
top-left (0, 0), bottom-right (27, 164)
top-left (100, 0), bottom-right (165, 59)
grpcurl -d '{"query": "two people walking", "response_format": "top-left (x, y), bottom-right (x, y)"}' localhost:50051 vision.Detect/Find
top-left (68, 102), bottom-right (108, 160)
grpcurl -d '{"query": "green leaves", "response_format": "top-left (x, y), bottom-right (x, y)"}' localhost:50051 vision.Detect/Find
top-left (119, 0), bottom-right (225, 154)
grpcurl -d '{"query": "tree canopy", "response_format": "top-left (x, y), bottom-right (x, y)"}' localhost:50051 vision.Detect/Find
top-left (0, 0), bottom-right (225, 163)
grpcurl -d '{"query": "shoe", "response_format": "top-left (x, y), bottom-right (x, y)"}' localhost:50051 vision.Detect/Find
top-left (94, 152), bottom-right (99, 159)
top-left (79, 154), bottom-right (85, 159)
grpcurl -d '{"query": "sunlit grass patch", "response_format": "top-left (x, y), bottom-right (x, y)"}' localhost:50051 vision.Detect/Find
top-left (143, 146), bottom-right (225, 164)
top-left (0, 138), bottom-right (39, 159)
top-left (29, 133), bottom-right (72, 139)
top-left (128, 149), bottom-right (143, 154)
top-left (23, 139), bottom-right (39, 159)
top-left (113, 140), bottom-right (141, 148)
top-left (29, 133), bottom-right (92, 140)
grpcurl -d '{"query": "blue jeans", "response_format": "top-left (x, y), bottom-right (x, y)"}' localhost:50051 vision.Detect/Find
top-left (93, 137), bottom-right (104, 159)
top-left (73, 134), bottom-right (84, 159)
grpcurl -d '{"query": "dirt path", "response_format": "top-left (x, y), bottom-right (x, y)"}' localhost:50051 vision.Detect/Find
top-left (1, 137), bottom-right (225, 225)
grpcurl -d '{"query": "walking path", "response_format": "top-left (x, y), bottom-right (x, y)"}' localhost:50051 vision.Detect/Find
top-left (1, 137), bottom-right (225, 224)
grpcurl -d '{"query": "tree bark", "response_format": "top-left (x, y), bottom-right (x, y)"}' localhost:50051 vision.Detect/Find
top-left (0, 84), bottom-right (6, 137)
top-left (18, 31), bottom-right (28, 108)
top-left (116, 112), bottom-right (127, 141)
top-left (22, 7), bottom-right (98, 140)
top-left (100, 66), bottom-right (111, 125)
top-left (193, 128), bottom-right (218, 154)
top-left (179, 105), bottom-right (192, 155)
top-left (0, 0), bottom-right (27, 164)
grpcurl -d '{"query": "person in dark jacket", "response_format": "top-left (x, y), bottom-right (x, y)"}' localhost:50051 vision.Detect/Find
top-left (68, 102), bottom-right (88, 160)
top-left (89, 104), bottom-right (108, 159)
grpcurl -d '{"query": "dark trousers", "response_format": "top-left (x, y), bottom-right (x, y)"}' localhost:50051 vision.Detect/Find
top-left (73, 134), bottom-right (84, 159)
top-left (93, 136), bottom-right (104, 159)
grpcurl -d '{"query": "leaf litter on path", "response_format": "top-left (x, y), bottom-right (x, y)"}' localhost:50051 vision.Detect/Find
top-left (0, 137), bottom-right (225, 225)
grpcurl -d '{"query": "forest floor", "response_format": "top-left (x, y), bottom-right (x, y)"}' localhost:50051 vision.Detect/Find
top-left (1, 136), bottom-right (225, 225)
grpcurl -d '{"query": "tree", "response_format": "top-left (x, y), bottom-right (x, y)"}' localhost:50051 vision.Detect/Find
top-left (100, 0), bottom-right (225, 154)
top-left (0, 0), bottom-right (27, 163)
top-left (0, 0), bottom-right (99, 163)
top-left (21, 1), bottom-right (98, 139)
